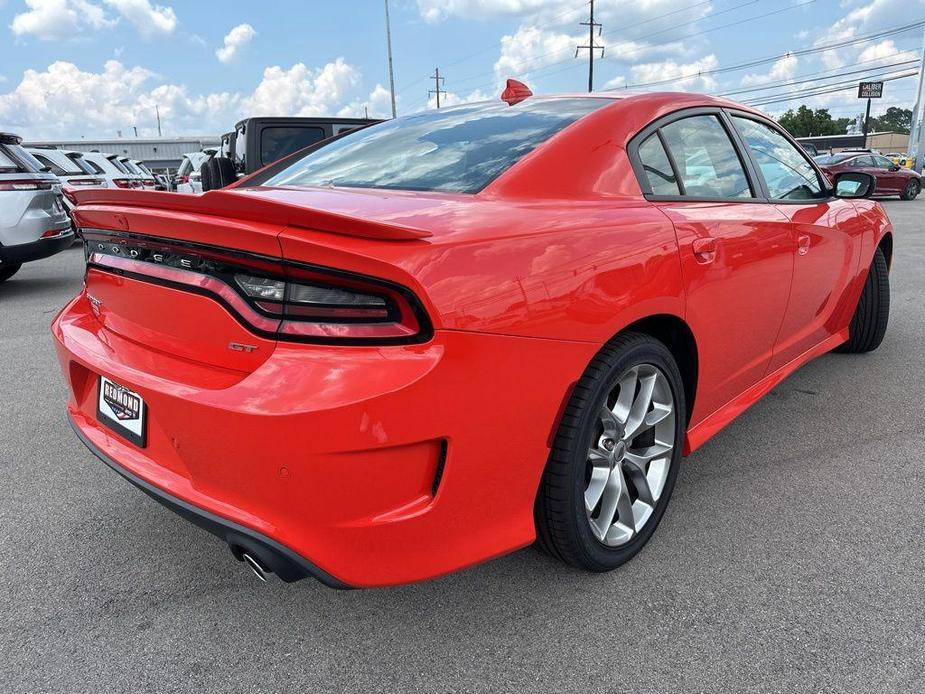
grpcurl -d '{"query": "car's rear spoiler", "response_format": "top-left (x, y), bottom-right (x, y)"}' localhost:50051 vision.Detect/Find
top-left (65, 187), bottom-right (432, 241)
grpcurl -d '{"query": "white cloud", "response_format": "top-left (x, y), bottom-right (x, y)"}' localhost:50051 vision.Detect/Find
top-left (494, 25), bottom-right (577, 79)
top-left (244, 59), bottom-right (360, 117)
top-left (612, 54), bottom-right (719, 92)
top-left (103, 0), bottom-right (177, 37)
top-left (0, 57), bottom-right (371, 139)
top-left (216, 23), bottom-right (256, 63)
top-left (10, 0), bottom-right (114, 40)
top-left (741, 55), bottom-right (798, 87)
top-left (10, 0), bottom-right (176, 40)
top-left (416, 0), bottom-right (556, 22)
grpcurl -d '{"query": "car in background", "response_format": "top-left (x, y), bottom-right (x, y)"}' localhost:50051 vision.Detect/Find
top-left (131, 160), bottom-right (161, 189)
top-left (0, 133), bottom-right (73, 282)
top-left (175, 149), bottom-right (217, 194)
top-left (202, 117), bottom-right (380, 190)
top-left (27, 146), bottom-right (107, 228)
top-left (884, 152), bottom-right (914, 169)
top-left (80, 152), bottom-right (144, 190)
top-left (815, 150), bottom-right (921, 199)
top-left (117, 157), bottom-right (155, 189)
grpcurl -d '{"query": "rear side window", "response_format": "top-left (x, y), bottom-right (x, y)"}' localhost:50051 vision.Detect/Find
top-left (260, 126), bottom-right (326, 166)
top-left (637, 135), bottom-right (680, 195)
top-left (732, 116), bottom-right (824, 200)
top-left (660, 115), bottom-right (752, 198)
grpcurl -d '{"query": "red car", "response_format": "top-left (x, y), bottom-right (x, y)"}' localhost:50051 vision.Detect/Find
top-left (54, 92), bottom-right (892, 588)
top-left (815, 150), bottom-right (921, 200)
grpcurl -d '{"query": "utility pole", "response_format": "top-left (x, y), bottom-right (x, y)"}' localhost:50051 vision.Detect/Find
top-left (909, 25), bottom-right (925, 173)
top-left (155, 104), bottom-right (162, 137)
top-left (429, 68), bottom-right (447, 108)
top-left (576, 0), bottom-right (604, 92)
top-left (384, 0), bottom-right (397, 118)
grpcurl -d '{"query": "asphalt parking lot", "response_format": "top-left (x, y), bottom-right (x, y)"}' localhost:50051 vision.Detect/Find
top-left (2, 199), bottom-right (924, 693)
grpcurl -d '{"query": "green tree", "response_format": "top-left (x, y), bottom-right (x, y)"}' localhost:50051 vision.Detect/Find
top-left (868, 107), bottom-right (912, 134)
top-left (777, 106), bottom-right (845, 137)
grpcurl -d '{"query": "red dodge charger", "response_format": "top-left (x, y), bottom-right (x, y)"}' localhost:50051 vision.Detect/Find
top-left (54, 91), bottom-right (892, 588)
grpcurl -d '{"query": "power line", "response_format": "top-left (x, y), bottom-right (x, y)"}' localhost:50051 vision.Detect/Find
top-left (607, 19), bottom-right (925, 91)
top-left (719, 58), bottom-right (920, 98)
top-left (576, 0), bottom-right (604, 92)
top-left (744, 70), bottom-right (919, 107)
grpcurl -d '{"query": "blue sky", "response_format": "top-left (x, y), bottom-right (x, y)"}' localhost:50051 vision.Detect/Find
top-left (1, 0), bottom-right (922, 139)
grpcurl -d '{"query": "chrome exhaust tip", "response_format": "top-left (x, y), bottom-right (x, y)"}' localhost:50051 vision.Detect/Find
top-left (242, 552), bottom-right (269, 582)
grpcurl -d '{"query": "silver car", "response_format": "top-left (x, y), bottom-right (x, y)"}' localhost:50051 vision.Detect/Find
top-left (0, 132), bottom-right (73, 283)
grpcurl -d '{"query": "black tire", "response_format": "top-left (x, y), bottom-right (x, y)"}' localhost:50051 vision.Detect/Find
top-left (900, 179), bottom-right (920, 200)
top-left (535, 332), bottom-right (686, 572)
top-left (199, 158), bottom-right (216, 192)
top-left (836, 246), bottom-right (890, 353)
top-left (0, 264), bottom-right (22, 282)
top-left (212, 156), bottom-right (237, 188)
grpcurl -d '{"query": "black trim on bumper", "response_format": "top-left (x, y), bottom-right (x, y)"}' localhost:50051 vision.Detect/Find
top-left (0, 230), bottom-right (74, 266)
top-left (68, 416), bottom-right (352, 589)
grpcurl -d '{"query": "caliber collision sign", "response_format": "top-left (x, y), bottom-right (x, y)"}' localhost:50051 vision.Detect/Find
top-left (858, 82), bottom-right (884, 99)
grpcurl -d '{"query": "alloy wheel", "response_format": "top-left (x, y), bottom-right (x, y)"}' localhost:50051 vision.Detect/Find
top-left (584, 364), bottom-right (676, 547)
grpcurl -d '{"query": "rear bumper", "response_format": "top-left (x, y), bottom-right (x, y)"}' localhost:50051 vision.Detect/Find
top-left (68, 415), bottom-right (349, 588)
top-left (0, 229), bottom-right (74, 266)
top-left (53, 292), bottom-right (595, 587)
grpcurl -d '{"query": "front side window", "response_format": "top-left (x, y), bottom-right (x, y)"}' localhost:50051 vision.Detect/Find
top-left (659, 115), bottom-right (752, 198)
top-left (637, 134), bottom-right (680, 195)
top-left (260, 98), bottom-right (611, 194)
top-left (873, 155), bottom-right (894, 169)
top-left (732, 116), bottom-right (825, 200)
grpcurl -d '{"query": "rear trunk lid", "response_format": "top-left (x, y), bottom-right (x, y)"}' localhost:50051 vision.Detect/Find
top-left (70, 187), bottom-right (435, 372)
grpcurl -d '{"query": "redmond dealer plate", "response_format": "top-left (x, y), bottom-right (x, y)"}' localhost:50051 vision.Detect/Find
top-left (97, 376), bottom-right (147, 447)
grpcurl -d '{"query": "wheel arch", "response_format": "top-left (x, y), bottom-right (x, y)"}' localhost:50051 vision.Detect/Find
top-left (878, 231), bottom-right (893, 271)
top-left (619, 314), bottom-right (698, 426)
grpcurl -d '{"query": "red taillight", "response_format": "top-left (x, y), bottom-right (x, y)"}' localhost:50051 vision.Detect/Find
top-left (0, 179), bottom-right (54, 191)
top-left (67, 178), bottom-right (103, 187)
top-left (112, 178), bottom-right (142, 189)
top-left (82, 232), bottom-right (431, 344)
top-left (143, 178), bottom-right (156, 186)
top-left (41, 228), bottom-right (68, 238)
top-left (177, 175), bottom-right (189, 184)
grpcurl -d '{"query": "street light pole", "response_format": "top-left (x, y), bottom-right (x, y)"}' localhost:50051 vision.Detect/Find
top-left (384, 0), bottom-right (397, 119)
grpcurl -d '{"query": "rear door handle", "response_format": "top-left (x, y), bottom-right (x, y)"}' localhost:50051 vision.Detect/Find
top-left (692, 238), bottom-right (717, 263)
top-left (797, 234), bottom-right (811, 256)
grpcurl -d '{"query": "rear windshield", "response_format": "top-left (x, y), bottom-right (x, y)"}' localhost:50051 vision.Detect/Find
top-left (2, 144), bottom-right (45, 173)
top-left (107, 156), bottom-right (130, 174)
top-left (33, 152), bottom-right (84, 176)
top-left (66, 153), bottom-right (96, 175)
top-left (260, 98), bottom-right (611, 194)
top-left (0, 147), bottom-right (21, 173)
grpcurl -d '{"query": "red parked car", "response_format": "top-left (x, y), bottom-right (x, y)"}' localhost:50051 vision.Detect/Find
top-left (54, 92), bottom-right (892, 588)
top-left (815, 150), bottom-right (921, 200)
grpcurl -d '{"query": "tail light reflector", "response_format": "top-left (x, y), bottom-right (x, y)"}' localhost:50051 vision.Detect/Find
top-left (0, 179), bottom-right (54, 191)
top-left (112, 178), bottom-right (142, 189)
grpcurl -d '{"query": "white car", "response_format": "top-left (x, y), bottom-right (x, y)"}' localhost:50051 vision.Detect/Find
top-left (175, 148), bottom-right (217, 194)
top-left (80, 152), bottom-right (144, 190)
top-left (27, 147), bottom-right (107, 222)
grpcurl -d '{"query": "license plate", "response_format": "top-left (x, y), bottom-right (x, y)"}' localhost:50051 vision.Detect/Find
top-left (97, 376), bottom-right (147, 447)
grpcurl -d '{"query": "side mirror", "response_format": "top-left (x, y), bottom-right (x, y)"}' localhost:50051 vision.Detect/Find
top-left (834, 171), bottom-right (876, 199)
top-left (890, 164), bottom-right (901, 172)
